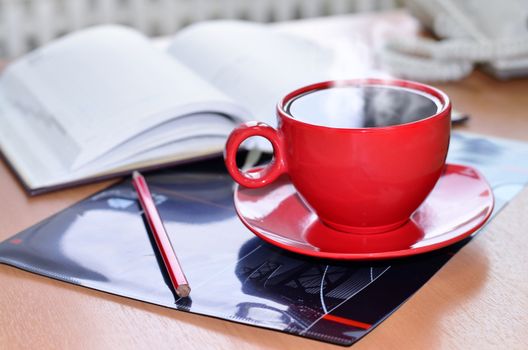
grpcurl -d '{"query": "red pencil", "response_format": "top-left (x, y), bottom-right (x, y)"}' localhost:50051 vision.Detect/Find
top-left (132, 171), bottom-right (191, 298)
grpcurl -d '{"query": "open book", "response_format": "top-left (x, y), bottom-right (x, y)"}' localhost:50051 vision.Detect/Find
top-left (0, 21), bottom-right (370, 194)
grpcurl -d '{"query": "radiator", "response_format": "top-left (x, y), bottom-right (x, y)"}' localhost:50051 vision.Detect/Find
top-left (0, 0), bottom-right (397, 58)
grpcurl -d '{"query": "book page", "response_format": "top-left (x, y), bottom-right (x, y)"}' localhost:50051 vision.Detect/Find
top-left (167, 21), bottom-right (335, 125)
top-left (0, 25), bottom-right (247, 184)
top-left (74, 113), bottom-right (236, 174)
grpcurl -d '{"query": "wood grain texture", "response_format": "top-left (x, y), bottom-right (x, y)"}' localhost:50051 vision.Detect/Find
top-left (437, 71), bottom-right (528, 142)
top-left (1, 10), bottom-right (528, 350)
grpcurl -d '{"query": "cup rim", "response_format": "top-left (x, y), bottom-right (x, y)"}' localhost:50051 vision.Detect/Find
top-left (277, 78), bottom-right (451, 132)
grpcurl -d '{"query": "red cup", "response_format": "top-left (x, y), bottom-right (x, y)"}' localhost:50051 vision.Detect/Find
top-left (224, 79), bottom-right (451, 234)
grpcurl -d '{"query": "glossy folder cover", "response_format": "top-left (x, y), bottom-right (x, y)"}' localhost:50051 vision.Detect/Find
top-left (0, 132), bottom-right (527, 346)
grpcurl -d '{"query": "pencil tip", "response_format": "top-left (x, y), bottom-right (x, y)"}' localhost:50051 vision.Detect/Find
top-left (176, 284), bottom-right (191, 298)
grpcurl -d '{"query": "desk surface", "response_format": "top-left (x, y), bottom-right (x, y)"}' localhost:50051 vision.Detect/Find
top-left (1, 11), bottom-right (527, 350)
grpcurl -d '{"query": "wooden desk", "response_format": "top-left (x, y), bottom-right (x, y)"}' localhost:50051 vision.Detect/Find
top-left (1, 11), bottom-right (527, 349)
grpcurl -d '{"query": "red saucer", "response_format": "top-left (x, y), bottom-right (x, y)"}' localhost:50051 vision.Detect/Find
top-left (234, 164), bottom-right (494, 260)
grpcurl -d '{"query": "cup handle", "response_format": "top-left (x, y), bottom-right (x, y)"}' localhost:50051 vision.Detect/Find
top-left (224, 121), bottom-right (286, 188)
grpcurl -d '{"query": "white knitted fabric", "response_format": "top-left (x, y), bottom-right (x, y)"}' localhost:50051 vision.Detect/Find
top-left (380, 0), bottom-right (528, 81)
